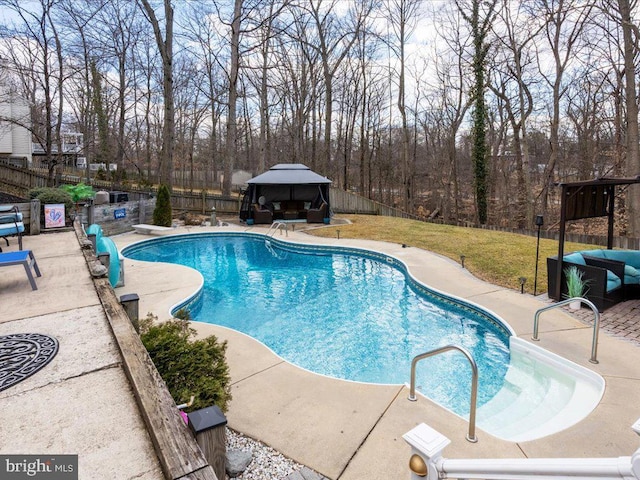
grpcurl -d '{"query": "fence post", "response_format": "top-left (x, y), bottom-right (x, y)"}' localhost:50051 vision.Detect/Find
top-left (119, 293), bottom-right (140, 332)
top-left (404, 423), bottom-right (450, 480)
top-left (88, 233), bottom-right (96, 251)
top-left (188, 406), bottom-right (227, 480)
top-left (138, 197), bottom-right (146, 224)
top-left (30, 199), bottom-right (40, 235)
top-left (85, 199), bottom-right (94, 226)
top-left (97, 252), bottom-right (110, 272)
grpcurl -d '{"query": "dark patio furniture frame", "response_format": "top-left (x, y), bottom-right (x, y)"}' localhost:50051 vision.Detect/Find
top-left (547, 255), bottom-right (625, 311)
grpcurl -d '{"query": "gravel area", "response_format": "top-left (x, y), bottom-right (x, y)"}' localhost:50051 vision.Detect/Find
top-left (226, 428), bottom-right (304, 480)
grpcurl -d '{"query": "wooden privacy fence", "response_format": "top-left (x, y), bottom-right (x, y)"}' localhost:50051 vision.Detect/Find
top-left (170, 190), bottom-right (240, 215)
top-left (0, 164), bottom-right (50, 191)
top-left (328, 187), bottom-right (418, 218)
top-left (2, 163), bottom-right (640, 248)
top-left (0, 163), bottom-right (241, 215)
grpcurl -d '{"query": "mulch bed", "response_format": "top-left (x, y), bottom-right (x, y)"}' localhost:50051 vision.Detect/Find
top-left (0, 192), bottom-right (28, 204)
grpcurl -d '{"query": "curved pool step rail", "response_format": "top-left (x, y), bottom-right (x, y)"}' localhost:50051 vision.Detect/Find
top-left (408, 345), bottom-right (479, 443)
top-left (532, 297), bottom-right (600, 363)
top-left (266, 221), bottom-right (288, 238)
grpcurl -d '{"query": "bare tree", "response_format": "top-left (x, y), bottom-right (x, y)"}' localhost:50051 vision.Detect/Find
top-left (566, 66), bottom-right (610, 179)
top-left (138, 0), bottom-right (174, 188)
top-left (276, 11), bottom-right (324, 168)
top-left (303, 0), bottom-right (373, 174)
top-left (534, 0), bottom-right (593, 218)
top-left (181, 2), bottom-right (227, 190)
top-left (222, 0), bottom-right (243, 196)
top-left (616, 0), bottom-right (640, 235)
top-left (489, 1), bottom-right (542, 228)
top-left (429, 4), bottom-right (473, 222)
top-left (386, 0), bottom-right (422, 211)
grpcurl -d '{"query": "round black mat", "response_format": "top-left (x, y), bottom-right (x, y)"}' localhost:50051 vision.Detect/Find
top-left (0, 333), bottom-right (59, 392)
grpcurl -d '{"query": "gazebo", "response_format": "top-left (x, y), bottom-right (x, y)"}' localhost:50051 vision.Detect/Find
top-left (239, 164), bottom-right (332, 224)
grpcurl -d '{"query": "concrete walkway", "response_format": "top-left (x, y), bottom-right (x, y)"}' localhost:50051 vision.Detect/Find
top-left (0, 230), bottom-right (163, 479)
top-left (113, 222), bottom-right (640, 480)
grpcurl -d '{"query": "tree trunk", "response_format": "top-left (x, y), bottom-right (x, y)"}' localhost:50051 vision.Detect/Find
top-left (620, 0), bottom-right (640, 235)
top-left (224, 0), bottom-right (242, 195)
top-left (140, 0), bottom-right (174, 189)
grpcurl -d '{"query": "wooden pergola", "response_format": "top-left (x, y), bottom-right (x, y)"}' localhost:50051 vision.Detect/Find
top-left (552, 176), bottom-right (640, 301)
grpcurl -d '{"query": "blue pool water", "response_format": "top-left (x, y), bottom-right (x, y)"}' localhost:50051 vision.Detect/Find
top-left (123, 233), bottom-right (511, 416)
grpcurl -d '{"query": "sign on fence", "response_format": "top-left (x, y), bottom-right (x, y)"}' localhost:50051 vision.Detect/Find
top-left (44, 204), bottom-right (65, 229)
top-left (114, 208), bottom-right (126, 219)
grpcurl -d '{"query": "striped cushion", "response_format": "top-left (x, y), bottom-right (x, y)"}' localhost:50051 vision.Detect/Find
top-left (0, 212), bottom-right (23, 224)
top-left (0, 221), bottom-right (24, 236)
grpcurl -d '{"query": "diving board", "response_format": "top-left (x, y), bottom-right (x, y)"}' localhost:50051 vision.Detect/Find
top-left (132, 224), bottom-right (173, 235)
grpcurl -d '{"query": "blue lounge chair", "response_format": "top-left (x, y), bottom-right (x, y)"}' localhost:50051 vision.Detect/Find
top-left (0, 205), bottom-right (24, 252)
top-left (0, 250), bottom-right (41, 290)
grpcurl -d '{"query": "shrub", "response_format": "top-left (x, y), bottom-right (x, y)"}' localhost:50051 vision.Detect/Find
top-left (28, 187), bottom-right (73, 213)
top-left (139, 313), bottom-right (232, 413)
top-left (153, 184), bottom-right (172, 227)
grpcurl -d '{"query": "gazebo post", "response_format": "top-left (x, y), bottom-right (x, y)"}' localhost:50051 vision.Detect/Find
top-left (555, 184), bottom-right (568, 301)
top-left (607, 185), bottom-right (615, 250)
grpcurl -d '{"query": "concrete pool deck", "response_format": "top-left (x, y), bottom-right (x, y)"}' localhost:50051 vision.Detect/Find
top-left (113, 222), bottom-right (640, 480)
top-left (0, 230), bottom-right (165, 479)
top-left (0, 222), bottom-right (638, 479)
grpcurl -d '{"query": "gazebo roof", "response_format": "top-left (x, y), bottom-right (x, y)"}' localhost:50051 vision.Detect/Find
top-left (247, 164), bottom-right (332, 185)
top-left (553, 175), bottom-right (640, 300)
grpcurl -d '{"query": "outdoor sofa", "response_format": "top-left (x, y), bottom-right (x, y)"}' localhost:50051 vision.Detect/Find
top-left (250, 200), bottom-right (329, 224)
top-left (547, 249), bottom-right (640, 311)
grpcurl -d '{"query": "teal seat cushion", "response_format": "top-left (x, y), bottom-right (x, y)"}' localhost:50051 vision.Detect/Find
top-left (601, 250), bottom-right (640, 269)
top-left (582, 249), bottom-right (606, 258)
top-left (564, 252), bottom-right (586, 265)
top-left (624, 265), bottom-right (640, 285)
top-left (0, 221), bottom-right (24, 236)
top-left (606, 274), bottom-right (622, 292)
top-left (0, 212), bottom-right (23, 224)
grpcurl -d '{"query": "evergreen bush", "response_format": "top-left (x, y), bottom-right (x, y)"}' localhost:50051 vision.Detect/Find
top-left (153, 184), bottom-right (172, 226)
top-left (139, 313), bottom-right (232, 413)
top-left (28, 187), bottom-right (74, 213)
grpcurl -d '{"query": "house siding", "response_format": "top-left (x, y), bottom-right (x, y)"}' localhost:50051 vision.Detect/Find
top-left (0, 90), bottom-right (32, 163)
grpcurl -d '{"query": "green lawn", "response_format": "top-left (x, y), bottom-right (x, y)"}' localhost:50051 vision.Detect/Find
top-left (307, 215), bottom-right (599, 294)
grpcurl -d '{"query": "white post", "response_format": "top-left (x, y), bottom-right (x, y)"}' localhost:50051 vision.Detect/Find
top-left (403, 423), bottom-right (451, 479)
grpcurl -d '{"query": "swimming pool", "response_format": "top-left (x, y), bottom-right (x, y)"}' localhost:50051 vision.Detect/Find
top-left (122, 232), bottom-right (604, 441)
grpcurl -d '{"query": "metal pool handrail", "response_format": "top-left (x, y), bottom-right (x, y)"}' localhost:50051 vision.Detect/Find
top-left (266, 221), bottom-right (288, 237)
top-left (532, 297), bottom-right (600, 364)
top-left (408, 345), bottom-right (479, 443)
